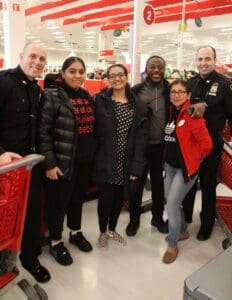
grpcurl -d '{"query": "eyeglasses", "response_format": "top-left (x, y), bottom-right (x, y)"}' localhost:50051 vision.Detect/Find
top-left (170, 90), bottom-right (188, 96)
top-left (108, 73), bottom-right (126, 80)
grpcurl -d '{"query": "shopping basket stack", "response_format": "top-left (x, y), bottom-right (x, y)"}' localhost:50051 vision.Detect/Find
top-left (0, 154), bottom-right (48, 300)
top-left (217, 139), bottom-right (232, 249)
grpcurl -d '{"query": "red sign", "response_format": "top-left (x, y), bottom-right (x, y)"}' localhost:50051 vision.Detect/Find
top-left (108, 60), bottom-right (116, 65)
top-left (13, 3), bottom-right (20, 11)
top-left (100, 50), bottom-right (114, 56)
top-left (143, 5), bottom-right (155, 25)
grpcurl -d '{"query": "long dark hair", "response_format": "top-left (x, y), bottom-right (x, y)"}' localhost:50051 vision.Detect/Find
top-left (61, 56), bottom-right (86, 73)
top-left (106, 64), bottom-right (134, 103)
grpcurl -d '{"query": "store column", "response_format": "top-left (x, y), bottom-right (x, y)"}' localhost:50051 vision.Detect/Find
top-left (3, 0), bottom-right (25, 68)
top-left (98, 31), bottom-right (112, 70)
top-left (130, 0), bottom-right (144, 85)
top-left (177, 0), bottom-right (186, 69)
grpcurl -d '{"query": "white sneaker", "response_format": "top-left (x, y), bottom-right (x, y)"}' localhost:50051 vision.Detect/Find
top-left (108, 231), bottom-right (126, 246)
top-left (97, 233), bottom-right (109, 248)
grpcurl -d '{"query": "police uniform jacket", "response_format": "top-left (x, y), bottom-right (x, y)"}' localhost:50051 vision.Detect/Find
top-left (190, 70), bottom-right (232, 136)
top-left (0, 66), bottom-right (40, 156)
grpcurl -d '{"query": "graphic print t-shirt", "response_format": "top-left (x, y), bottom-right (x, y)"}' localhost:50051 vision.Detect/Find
top-left (164, 108), bottom-right (181, 168)
top-left (65, 86), bottom-right (95, 161)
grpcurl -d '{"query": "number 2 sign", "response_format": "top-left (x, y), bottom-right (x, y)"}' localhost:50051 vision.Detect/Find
top-left (143, 5), bottom-right (154, 26)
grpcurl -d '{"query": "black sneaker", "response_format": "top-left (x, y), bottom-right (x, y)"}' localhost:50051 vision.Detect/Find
top-left (69, 232), bottom-right (93, 252)
top-left (151, 217), bottom-right (168, 234)
top-left (126, 221), bottom-right (140, 236)
top-left (50, 242), bottom-right (73, 266)
top-left (20, 258), bottom-right (51, 283)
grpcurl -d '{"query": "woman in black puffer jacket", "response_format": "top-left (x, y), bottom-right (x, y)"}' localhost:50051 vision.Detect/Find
top-left (38, 57), bottom-right (95, 266)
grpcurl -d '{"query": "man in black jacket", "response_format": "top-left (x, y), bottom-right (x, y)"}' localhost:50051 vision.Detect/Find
top-left (0, 42), bottom-right (50, 283)
top-left (182, 45), bottom-right (232, 241)
top-left (126, 56), bottom-right (170, 236)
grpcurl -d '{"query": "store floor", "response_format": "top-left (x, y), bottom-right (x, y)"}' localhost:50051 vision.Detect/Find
top-left (4, 185), bottom-right (230, 300)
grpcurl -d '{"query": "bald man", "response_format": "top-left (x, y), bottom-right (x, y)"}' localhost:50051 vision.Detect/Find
top-left (0, 42), bottom-right (50, 283)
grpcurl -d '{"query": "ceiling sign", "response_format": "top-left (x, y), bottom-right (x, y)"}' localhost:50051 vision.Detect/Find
top-left (143, 5), bottom-right (155, 25)
top-left (100, 50), bottom-right (114, 56)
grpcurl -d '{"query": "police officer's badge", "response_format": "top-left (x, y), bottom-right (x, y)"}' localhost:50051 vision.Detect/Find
top-left (208, 82), bottom-right (219, 96)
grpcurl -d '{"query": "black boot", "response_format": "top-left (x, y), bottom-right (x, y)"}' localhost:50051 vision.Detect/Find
top-left (126, 220), bottom-right (140, 236)
top-left (197, 214), bottom-right (214, 241)
top-left (151, 217), bottom-right (168, 234)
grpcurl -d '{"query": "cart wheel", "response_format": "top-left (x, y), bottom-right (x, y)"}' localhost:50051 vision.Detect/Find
top-left (34, 283), bottom-right (48, 300)
top-left (222, 238), bottom-right (231, 250)
top-left (17, 279), bottom-right (40, 300)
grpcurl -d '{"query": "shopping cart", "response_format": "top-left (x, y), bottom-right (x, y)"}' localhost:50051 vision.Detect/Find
top-left (216, 139), bottom-right (232, 249)
top-left (0, 154), bottom-right (48, 300)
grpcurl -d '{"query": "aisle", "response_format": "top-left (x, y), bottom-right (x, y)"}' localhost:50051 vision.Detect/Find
top-left (6, 190), bottom-right (227, 300)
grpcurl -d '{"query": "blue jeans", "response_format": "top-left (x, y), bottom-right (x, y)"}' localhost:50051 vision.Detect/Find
top-left (165, 164), bottom-right (198, 248)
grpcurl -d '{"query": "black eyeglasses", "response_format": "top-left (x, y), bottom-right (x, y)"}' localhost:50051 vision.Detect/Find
top-left (170, 90), bottom-right (188, 96)
top-left (108, 73), bottom-right (126, 80)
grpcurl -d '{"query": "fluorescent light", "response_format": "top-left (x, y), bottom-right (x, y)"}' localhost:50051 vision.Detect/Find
top-left (221, 28), bottom-right (232, 32)
top-left (51, 31), bottom-right (63, 35)
top-left (47, 26), bottom-right (59, 30)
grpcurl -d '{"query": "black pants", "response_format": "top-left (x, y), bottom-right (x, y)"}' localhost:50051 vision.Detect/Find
top-left (183, 134), bottom-right (223, 227)
top-left (20, 165), bottom-right (43, 265)
top-left (45, 161), bottom-right (91, 241)
top-left (97, 182), bottom-right (124, 233)
top-left (129, 143), bottom-right (165, 223)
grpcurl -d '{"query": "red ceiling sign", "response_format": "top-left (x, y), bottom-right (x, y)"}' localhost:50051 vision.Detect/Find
top-left (143, 5), bottom-right (155, 25)
top-left (100, 50), bottom-right (114, 56)
top-left (13, 3), bottom-right (20, 11)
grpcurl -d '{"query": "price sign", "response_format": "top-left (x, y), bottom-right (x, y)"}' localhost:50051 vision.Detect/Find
top-left (143, 5), bottom-right (154, 26)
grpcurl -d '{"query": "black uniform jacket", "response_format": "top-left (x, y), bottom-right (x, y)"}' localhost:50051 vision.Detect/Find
top-left (0, 66), bottom-right (41, 155)
top-left (190, 71), bottom-right (232, 136)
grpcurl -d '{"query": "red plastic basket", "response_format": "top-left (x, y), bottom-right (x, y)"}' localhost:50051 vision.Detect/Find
top-left (0, 155), bottom-right (44, 290)
top-left (0, 167), bottom-right (28, 249)
top-left (217, 142), bottom-right (232, 189)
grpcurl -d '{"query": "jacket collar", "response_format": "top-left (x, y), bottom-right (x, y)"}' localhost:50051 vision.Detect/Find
top-left (12, 65), bottom-right (38, 86)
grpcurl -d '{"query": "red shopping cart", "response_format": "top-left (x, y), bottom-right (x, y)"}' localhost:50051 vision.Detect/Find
top-left (217, 139), bottom-right (232, 249)
top-left (0, 154), bottom-right (48, 299)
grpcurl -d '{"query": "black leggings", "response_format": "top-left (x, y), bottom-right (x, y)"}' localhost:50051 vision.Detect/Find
top-left (45, 162), bottom-right (91, 241)
top-left (97, 182), bottom-right (124, 233)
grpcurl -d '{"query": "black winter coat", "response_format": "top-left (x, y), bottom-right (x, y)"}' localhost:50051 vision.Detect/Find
top-left (132, 78), bottom-right (171, 124)
top-left (0, 66), bottom-right (41, 155)
top-left (92, 88), bottom-right (150, 185)
top-left (38, 85), bottom-right (94, 179)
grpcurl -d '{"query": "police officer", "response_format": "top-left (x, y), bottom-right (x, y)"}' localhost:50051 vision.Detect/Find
top-left (182, 45), bottom-right (232, 240)
top-left (0, 42), bottom-right (51, 282)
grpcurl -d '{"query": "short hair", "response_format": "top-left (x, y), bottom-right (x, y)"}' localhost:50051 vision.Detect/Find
top-left (22, 42), bottom-right (45, 53)
top-left (170, 79), bottom-right (190, 93)
top-left (196, 45), bottom-right (216, 59)
top-left (145, 55), bottom-right (166, 72)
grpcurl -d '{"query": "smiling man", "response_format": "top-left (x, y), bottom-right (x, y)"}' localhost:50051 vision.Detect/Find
top-left (0, 42), bottom-right (51, 283)
top-left (126, 56), bottom-right (170, 236)
top-left (182, 45), bottom-right (232, 241)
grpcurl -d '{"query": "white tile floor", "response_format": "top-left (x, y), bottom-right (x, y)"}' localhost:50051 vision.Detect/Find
top-left (1, 185), bottom-right (230, 300)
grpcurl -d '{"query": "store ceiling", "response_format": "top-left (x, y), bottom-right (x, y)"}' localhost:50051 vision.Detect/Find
top-left (0, 0), bottom-right (232, 69)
